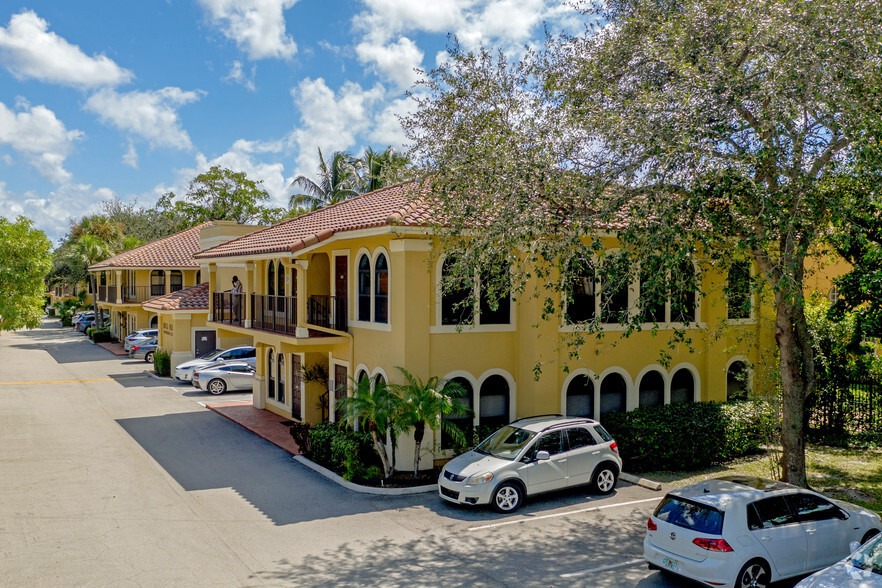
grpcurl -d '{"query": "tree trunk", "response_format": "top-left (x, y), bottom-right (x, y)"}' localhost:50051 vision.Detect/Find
top-left (413, 422), bottom-right (425, 479)
top-left (370, 429), bottom-right (392, 478)
top-left (774, 287), bottom-right (814, 487)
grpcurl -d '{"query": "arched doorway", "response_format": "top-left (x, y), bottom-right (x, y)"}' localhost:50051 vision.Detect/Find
top-left (600, 373), bottom-right (627, 417)
top-left (638, 370), bottom-right (664, 408)
top-left (671, 369), bottom-right (695, 403)
top-left (566, 374), bottom-right (594, 417)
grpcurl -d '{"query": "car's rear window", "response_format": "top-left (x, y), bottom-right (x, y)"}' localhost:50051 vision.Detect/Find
top-left (653, 496), bottom-right (724, 535)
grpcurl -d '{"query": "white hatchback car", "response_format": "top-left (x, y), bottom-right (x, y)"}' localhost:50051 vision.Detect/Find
top-left (438, 416), bottom-right (622, 513)
top-left (644, 476), bottom-right (881, 588)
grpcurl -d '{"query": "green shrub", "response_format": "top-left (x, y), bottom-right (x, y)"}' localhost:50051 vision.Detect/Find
top-left (601, 400), bottom-right (778, 473)
top-left (153, 349), bottom-right (171, 377)
top-left (91, 328), bottom-right (113, 343)
top-left (289, 421), bottom-right (311, 454)
top-left (306, 422), bottom-right (380, 479)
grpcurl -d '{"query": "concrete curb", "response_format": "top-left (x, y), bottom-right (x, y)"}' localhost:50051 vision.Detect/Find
top-left (620, 472), bottom-right (663, 491)
top-left (293, 455), bottom-right (438, 496)
top-left (143, 370), bottom-right (175, 382)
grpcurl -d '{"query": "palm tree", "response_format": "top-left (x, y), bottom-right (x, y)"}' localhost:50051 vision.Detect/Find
top-left (391, 367), bottom-right (472, 479)
top-left (288, 149), bottom-right (360, 211)
top-left (359, 146), bottom-right (409, 193)
top-left (337, 376), bottom-right (402, 478)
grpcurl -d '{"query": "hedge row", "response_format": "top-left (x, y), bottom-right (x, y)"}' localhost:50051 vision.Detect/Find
top-left (299, 422), bottom-right (382, 481)
top-left (601, 400), bottom-right (778, 473)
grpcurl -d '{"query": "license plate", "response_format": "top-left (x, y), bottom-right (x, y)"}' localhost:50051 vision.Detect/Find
top-left (662, 557), bottom-right (679, 572)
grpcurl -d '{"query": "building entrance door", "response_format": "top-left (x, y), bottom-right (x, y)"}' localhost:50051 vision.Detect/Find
top-left (194, 330), bottom-right (216, 358)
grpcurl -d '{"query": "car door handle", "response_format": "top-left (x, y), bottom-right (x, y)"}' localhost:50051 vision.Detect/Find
top-left (759, 535), bottom-right (772, 541)
top-left (805, 529), bottom-right (816, 535)
top-left (591, 451), bottom-right (600, 455)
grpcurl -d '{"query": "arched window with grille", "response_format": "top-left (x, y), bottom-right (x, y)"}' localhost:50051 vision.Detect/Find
top-left (442, 377), bottom-right (474, 450)
top-left (600, 373), bottom-right (627, 417)
top-left (374, 253), bottom-right (389, 323)
top-left (150, 270), bottom-right (165, 296)
top-left (566, 374), bottom-right (595, 417)
top-left (638, 371), bottom-right (664, 407)
top-left (671, 369), bottom-right (695, 403)
top-left (170, 270), bottom-right (183, 292)
top-left (358, 255), bottom-right (371, 321)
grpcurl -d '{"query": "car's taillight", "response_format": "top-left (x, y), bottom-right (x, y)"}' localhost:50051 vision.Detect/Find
top-left (647, 517), bottom-right (657, 531)
top-left (131, 345), bottom-right (140, 351)
top-left (610, 442), bottom-right (619, 454)
top-left (193, 372), bottom-right (199, 378)
top-left (692, 538), bottom-right (733, 552)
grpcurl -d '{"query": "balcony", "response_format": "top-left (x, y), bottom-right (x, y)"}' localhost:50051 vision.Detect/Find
top-left (98, 285), bottom-right (107, 302)
top-left (121, 285), bottom-right (151, 303)
top-left (252, 294), bottom-right (297, 335)
top-left (307, 295), bottom-right (347, 332)
top-left (214, 292), bottom-right (246, 327)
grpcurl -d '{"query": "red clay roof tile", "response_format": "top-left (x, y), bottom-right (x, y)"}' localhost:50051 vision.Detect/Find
top-left (89, 222), bottom-right (213, 270)
top-left (141, 282), bottom-right (209, 311)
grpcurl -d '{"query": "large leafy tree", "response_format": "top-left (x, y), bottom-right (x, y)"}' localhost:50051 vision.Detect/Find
top-left (159, 166), bottom-right (272, 227)
top-left (289, 149), bottom-right (360, 210)
top-left (0, 217), bottom-right (52, 331)
top-left (405, 0), bottom-right (882, 486)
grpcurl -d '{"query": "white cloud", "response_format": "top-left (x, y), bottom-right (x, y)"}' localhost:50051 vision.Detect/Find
top-left (369, 96), bottom-right (412, 150)
top-left (224, 60), bottom-right (257, 90)
top-left (84, 87), bottom-right (203, 150)
top-left (0, 100), bottom-right (82, 183)
top-left (198, 0), bottom-right (298, 60)
top-left (288, 78), bottom-right (385, 175)
top-left (0, 181), bottom-right (111, 244)
top-left (355, 36), bottom-right (423, 90)
top-left (122, 141), bottom-right (138, 168)
top-left (0, 10), bottom-right (133, 88)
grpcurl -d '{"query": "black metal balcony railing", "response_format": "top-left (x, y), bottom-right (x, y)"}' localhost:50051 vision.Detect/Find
top-left (308, 295), bottom-right (348, 332)
top-left (107, 285), bottom-right (117, 302)
top-left (170, 283), bottom-right (183, 293)
top-left (121, 285), bottom-right (151, 303)
top-left (98, 285), bottom-right (107, 302)
top-left (252, 294), bottom-right (297, 335)
top-left (151, 285), bottom-right (166, 297)
top-left (213, 292), bottom-right (246, 327)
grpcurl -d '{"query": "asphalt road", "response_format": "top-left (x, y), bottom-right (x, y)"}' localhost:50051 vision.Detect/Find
top-left (0, 319), bottom-right (786, 587)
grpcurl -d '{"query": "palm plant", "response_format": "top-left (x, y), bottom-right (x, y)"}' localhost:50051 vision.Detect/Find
top-left (391, 367), bottom-right (472, 479)
top-left (358, 146), bottom-right (409, 193)
top-left (337, 376), bottom-right (402, 478)
top-left (288, 149), bottom-right (360, 211)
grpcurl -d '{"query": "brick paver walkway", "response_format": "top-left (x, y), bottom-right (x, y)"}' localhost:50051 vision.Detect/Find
top-left (205, 402), bottom-right (300, 455)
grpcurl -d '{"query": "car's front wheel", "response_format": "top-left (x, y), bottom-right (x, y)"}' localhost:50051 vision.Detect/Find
top-left (145, 351), bottom-right (154, 363)
top-left (207, 378), bottom-right (227, 395)
top-left (735, 559), bottom-right (770, 588)
top-left (491, 481), bottom-right (523, 513)
top-left (591, 463), bottom-right (618, 494)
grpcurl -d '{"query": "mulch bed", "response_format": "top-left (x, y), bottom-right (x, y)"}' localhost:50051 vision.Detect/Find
top-left (351, 469), bottom-right (440, 488)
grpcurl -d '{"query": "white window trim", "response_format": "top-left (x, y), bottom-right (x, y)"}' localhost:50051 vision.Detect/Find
top-left (560, 368), bottom-right (599, 417)
top-left (669, 362), bottom-right (701, 403)
top-left (476, 368), bottom-right (517, 425)
top-left (597, 367), bottom-right (634, 416)
top-left (432, 255), bottom-right (516, 333)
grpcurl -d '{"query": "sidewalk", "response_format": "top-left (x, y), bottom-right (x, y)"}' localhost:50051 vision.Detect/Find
top-left (205, 402), bottom-right (300, 455)
top-left (97, 341), bottom-right (128, 356)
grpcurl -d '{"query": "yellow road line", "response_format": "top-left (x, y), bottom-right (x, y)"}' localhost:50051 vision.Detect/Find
top-left (0, 375), bottom-right (145, 386)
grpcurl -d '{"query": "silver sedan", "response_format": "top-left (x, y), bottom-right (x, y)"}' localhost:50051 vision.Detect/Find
top-left (192, 363), bottom-right (255, 395)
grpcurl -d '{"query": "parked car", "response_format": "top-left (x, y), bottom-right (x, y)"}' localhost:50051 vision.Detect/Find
top-left (124, 329), bottom-right (159, 352)
top-left (438, 415), bottom-right (621, 513)
top-left (644, 475), bottom-right (881, 588)
top-left (71, 312), bottom-right (94, 329)
top-left (796, 530), bottom-right (882, 587)
top-left (76, 315), bottom-right (102, 332)
top-left (192, 362), bottom-right (256, 395)
top-left (173, 346), bottom-right (256, 382)
top-left (129, 338), bottom-right (158, 362)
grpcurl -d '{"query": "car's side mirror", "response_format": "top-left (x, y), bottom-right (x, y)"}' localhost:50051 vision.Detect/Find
top-left (837, 508), bottom-right (850, 520)
top-left (535, 450), bottom-right (550, 461)
top-left (850, 540), bottom-right (861, 553)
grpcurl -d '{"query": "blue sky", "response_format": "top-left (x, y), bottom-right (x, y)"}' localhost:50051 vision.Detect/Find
top-left (0, 1), bottom-right (581, 244)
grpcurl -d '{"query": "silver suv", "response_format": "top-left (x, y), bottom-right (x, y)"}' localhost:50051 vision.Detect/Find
top-left (438, 415), bottom-right (622, 512)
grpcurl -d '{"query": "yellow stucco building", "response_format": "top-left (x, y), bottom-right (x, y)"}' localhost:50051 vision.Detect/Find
top-left (194, 183), bottom-right (776, 468)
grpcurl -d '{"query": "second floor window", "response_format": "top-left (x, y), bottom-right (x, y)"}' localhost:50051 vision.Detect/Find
top-left (358, 255), bottom-right (371, 321)
top-left (150, 270), bottom-right (165, 296)
top-left (374, 254), bottom-right (389, 324)
top-left (170, 270), bottom-right (183, 292)
top-left (727, 261), bottom-right (751, 320)
top-left (440, 256), bottom-right (511, 327)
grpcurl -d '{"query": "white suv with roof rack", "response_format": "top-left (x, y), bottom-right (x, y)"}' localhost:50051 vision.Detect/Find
top-left (644, 475), bottom-right (881, 588)
top-left (438, 415), bottom-right (622, 512)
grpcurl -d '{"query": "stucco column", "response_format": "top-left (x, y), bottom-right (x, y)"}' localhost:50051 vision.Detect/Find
top-left (115, 270), bottom-right (123, 304)
top-left (245, 261), bottom-right (255, 328)
top-left (208, 264), bottom-right (217, 321)
top-left (164, 269), bottom-right (171, 294)
top-left (294, 260), bottom-right (309, 338)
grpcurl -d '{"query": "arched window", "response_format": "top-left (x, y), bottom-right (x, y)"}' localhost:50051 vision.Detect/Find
top-left (196, 270), bottom-right (201, 284)
top-left (170, 270), bottom-right (183, 292)
top-left (356, 369), bottom-right (369, 387)
top-left (358, 255), bottom-right (371, 322)
top-left (566, 374), bottom-right (594, 417)
top-left (374, 373), bottom-right (386, 390)
top-left (150, 315), bottom-right (158, 328)
top-left (150, 270), bottom-right (165, 296)
top-left (639, 258), bottom-right (666, 323)
top-left (277, 261), bottom-right (285, 298)
top-left (727, 361), bottom-right (749, 401)
top-left (671, 260), bottom-right (698, 322)
top-left (565, 255), bottom-right (596, 324)
top-left (671, 369), bottom-right (695, 403)
top-left (442, 377), bottom-right (474, 450)
top-left (441, 257), bottom-right (474, 325)
top-left (479, 375), bottom-right (509, 429)
top-left (727, 261), bottom-right (751, 320)
top-left (479, 262), bottom-right (510, 325)
top-left (601, 254), bottom-right (630, 324)
top-left (277, 353), bottom-right (286, 404)
top-left (374, 253), bottom-right (389, 324)
top-left (291, 354), bottom-right (303, 419)
top-left (638, 370), bottom-right (664, 408)
top-left (267, 262), bottom-right (275, 296)
top-left (267, 349), bottom-right (275, 400)
top-left (600, 373), bottom-right (627, 417)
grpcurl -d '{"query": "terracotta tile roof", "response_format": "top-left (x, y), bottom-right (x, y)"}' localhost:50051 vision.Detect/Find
top-left (195, 183), bottom-right (432, 259)
top-left (89, 222), bottom-right (213, 270)
top-left (142, 282), bottom-right (209, 311)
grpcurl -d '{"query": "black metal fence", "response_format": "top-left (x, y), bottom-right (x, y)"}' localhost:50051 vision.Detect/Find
top-left (213, 292), bottom-right (245, 327)
top-left (252, 294), bottom-right (297, 335)
top-left (809, 382), bottom-right (882, 433)
top-left (307, 295), bottom-right (347, 332)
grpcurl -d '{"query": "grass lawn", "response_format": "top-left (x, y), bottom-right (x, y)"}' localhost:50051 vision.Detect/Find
top-left (641, 443), bottom-right (882, 515)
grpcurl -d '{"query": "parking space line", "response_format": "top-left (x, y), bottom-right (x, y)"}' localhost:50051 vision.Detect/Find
top-left (467, 497), bottom-right (661, 531)
top-left (0, 375), bottom-right (145, 385)
top-left (560, 558), bottom-right (646, 578)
